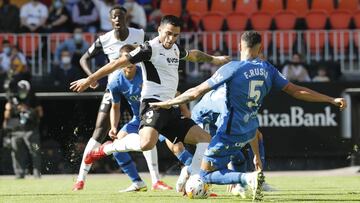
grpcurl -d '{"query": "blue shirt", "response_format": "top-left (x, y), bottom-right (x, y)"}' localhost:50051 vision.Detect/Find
top-left (191, 85), bottom-right (227, 136)
top-left (206, 59), bottom-right (289, 136)
top-left (108, 66), bottom-right (142, 120)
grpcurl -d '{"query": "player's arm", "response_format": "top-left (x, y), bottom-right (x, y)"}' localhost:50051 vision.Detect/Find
top-left (2, 102), bottom-right (11, 128)
top-left (150, 81), bottom-right (212, 109)
top-left (282, 82), bottom-right (346, 110)
top-left (70, 43), bottom-right (151, 93)
top-left (184, 50), bottom-right (231, 66)
top-left (176, 91), bottom-right (191, 118)
top-left (109, 102), bottom-right (121, 139)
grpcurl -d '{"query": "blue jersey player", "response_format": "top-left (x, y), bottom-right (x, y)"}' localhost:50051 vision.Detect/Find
top-left (150, 31), bottom-right (347, 200)
top-left (85, 44), bottom-right (194, 191)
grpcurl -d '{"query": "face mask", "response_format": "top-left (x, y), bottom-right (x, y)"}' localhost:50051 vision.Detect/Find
top-left (3, 47), bottom-right (11, 55)
top-left (74, 33), bottom-right (82, 42)
top-left (62, 56), bottom-right (71, 64)
top-left (54, 1), bottom-right (63, 9)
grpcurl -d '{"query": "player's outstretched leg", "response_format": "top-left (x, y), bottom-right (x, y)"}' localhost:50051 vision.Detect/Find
top-left (73, 110), bottom-right (110, 191)
top-left (113, 152), bottom-right (148, 192)
top-left (143, 145), bottom-right (173, 190)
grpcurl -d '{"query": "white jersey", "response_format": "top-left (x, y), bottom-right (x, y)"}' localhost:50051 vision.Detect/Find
top-left (86, 28), bottom-right (145, 83)
top-left (128, 36), bottom-right (188, 101)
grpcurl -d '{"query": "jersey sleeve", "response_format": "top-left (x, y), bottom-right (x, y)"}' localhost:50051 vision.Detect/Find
top-left (271, 65), bottom-right (289, 91)
top-left (86, 37), bottom-right (104, 58)
top-left (206, 61), bottom-right (239, 89)
top-left (127, 41), bottom-right (152, 64)
top-left (108, 80), bottom-right (121, 103)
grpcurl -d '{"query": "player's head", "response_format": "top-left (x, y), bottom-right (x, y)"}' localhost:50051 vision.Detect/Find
top-left (240, 31), bottom-right (262, 59)
top-left (110, 6), bottom-right (127, 30)
top-left (158, 15), bottom-right (182, 49)
top-left (120, 44), bottom-right (136, 76)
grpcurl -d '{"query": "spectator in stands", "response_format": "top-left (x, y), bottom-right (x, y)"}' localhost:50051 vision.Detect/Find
top-left (54, 27), bottom-right (89, 65)
top-left (20, 0), bottom-right (48, 33)
top-left (92, 0), bottom-right (116, 32)
top-left (45, 0), bottom-right (72, 33)
top-left (0, 0), bottom-right (20, 33)
top-left (282, 53), bottom-right (311, 82)
top-left (0, 40), bottom-right (13, 75)
top-left (72, 0), bottom-right (99, 33)
top-left (146, 8), bottom-right (162, 32)
top-left (312, 66), bottom-right (330, 82)
top-left (52, 49), bottom-right (80, 87)
top-left (9, 45), bottom-right (30, 82)
top-left (123, 0), bottom-right (147, 29)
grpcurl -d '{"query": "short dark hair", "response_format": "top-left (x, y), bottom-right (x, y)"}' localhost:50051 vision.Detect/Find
top-left (109, 6), bottom-right (127, 15)
top-left (241, 31), bottom-right (262, 48)
top-left (120, 44), bottom-right (135, 53)
top-left (160, 15), bottom-right (182, 27)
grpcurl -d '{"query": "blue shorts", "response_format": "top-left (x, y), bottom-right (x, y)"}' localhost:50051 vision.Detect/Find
top-left (120, 117), bottom-right (140, 134)
top-left (203, 129), bottom-right (256, 170)
top-left (120, 117), bottom-right (166, 142)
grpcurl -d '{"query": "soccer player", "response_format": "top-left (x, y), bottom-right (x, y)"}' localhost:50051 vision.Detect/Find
top-left (148, 31), bottom-right (347, 200)
top-left (70, 15), bottom-right (230, 179)
top-left (72, 6), bottom-right (172, 191)
top-left (107, 44), bottom-right (194, 191)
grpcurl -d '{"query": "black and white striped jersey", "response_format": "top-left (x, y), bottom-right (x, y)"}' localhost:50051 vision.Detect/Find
top-left (127, 36), bottom-right (188, 101)
top-left (86, 28), bottom-right (145, 83)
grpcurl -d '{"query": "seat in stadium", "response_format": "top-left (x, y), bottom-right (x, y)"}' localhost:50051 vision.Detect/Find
top-left (17, 33), bottom-right (40, 57)
top-left (186, 0), bottom-right (208, 15)
top-left (274, 10), bottom-right (297, 30)
top-left (304, 31), bottom-right (326, 54)
top-left (275, 31), bottom-right (297, 54)
top-left (329, 10), bottom-right (352, 29)
top-left (225, 12), bottom-right (248, 51)
top-left (190, 12), bottom-right (202, 29)
top-left (311, 0), bottom-right (334, 14)
top-left (250, 11), bottom-right (272, 30)
top-left (49, 33), bottom-right (72, 53)
top-left (305, 10), bottom-right (328, 29)
top-left (285, 0), bottom-right (309, 18)
top-left (210, 0), bottom-right (233, 14)
top-left (260, 0), bottom-right (284, 16)
top-left (235, 0), bottom-right (258, 17)
top-left (201, 12), bottom-right (225, 51)
top-left (160, 0), bottom-right (182, 17)
top-left (353, 10), bottom-right (360, 28)
top-left (337, 0), bottom-right (359, 14)
top-left (329, 31), bottom-right (350, 52)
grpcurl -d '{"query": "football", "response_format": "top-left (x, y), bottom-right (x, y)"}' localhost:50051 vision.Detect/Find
top-left (185, 174), bottom-right (210, 199)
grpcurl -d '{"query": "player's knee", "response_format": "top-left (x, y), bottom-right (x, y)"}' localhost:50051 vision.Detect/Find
top-left (140, 141), bottom-right (154, 151)
top-left (171, 142), bottom-right (184, 154)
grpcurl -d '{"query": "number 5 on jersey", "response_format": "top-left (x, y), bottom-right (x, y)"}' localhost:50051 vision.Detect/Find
top-left (247, 80), bottom-right (264, 108)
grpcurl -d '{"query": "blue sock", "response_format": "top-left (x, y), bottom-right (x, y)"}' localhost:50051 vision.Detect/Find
top-left (113, 152), bottom-right (142, 182)
top-left (259, 139), bottom-right (265, 168)
top-left (176, 150), bottom-right (193, 166)
top-left (200, 169), bottom-right (247, 185)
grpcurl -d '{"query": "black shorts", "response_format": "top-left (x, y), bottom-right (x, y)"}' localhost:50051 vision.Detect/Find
top-left (98, 90), bottom-right (112, 113)
top-left (139, 98), bottom-right (196, 143)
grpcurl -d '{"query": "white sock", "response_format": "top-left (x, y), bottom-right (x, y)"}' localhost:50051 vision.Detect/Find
top-left (103, 133), bottom-right (142, 154)
top-left (143, 146), bottom-right (160, 185)
top-left (190, 143), bottom-right (209, 175)
top-left (77, 138), bottom-right (101, 182)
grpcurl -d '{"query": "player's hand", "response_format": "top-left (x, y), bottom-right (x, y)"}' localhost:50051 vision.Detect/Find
top-left (211, 55), bottom-right (231, 66)
top-left (109, 127), bottom-right (118, 140)
top-left (149, 100), bottom-right (172, 109)
top-left (333, 98), bottom-right (347, 111)
top-left (70, 78), bottom-right (92, 92)
top-left (90, 81), bottom-right (99, 89)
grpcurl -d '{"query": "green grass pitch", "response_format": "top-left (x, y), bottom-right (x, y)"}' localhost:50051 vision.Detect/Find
top-left (0, 172), bottom-right (359, 203)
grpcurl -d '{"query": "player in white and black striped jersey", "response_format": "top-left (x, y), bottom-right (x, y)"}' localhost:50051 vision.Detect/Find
top-left (70, 15), bottom-right (230, 190)
top-left (72, 6), bottom-right (173, 192)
